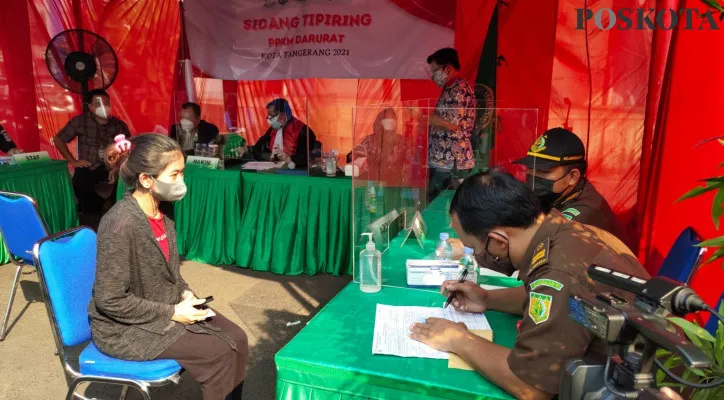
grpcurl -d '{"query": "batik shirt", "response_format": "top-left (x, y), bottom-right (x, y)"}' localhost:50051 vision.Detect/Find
top-left (428, 78), bottom-right (476, 170)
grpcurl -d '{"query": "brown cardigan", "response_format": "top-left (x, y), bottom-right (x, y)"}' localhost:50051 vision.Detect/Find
top-left (88, 195), bottom-right (234, 360)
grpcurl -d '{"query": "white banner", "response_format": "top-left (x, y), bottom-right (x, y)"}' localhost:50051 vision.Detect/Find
top-left (183, 0), bottom-right (455, 80)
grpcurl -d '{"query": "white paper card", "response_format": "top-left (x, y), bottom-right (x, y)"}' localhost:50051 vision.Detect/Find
top-left (372, 304), bottom-right (491, 359)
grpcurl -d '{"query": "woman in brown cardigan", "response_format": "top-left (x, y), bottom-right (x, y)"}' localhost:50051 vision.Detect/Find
top-left (88, 134), bottom-right (247, 400)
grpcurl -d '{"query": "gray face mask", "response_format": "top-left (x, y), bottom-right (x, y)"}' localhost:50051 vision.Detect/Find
top-left (151, 177), bottom-right (187, 202)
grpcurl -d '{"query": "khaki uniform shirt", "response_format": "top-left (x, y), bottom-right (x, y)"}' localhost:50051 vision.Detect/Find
top-left (507, 211), bottom-right (650, 394)
top-left (556, 179), bottom-right (623, 241)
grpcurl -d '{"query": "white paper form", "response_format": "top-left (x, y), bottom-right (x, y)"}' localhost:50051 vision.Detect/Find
top-left (371, 304), bottom-right (492, 359)
top-left (241, 161), bottom-right (285, 171)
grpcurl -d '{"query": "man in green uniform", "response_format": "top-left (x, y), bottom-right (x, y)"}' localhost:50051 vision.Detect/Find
top-left (514, 127), bottom-right (622, 240)
top-left (409, 172), bottom-right (649, 399)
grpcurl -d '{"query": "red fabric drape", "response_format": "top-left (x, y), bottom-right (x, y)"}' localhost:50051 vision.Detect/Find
top-left (636, 0), bottom-right (724, 320)
top-left (496, 0), bottom-right (558, 134)
top-left (19, 0), bottom-right (181, 158)
top-left (546, 0), bottom-right (654, 250)
top-left (454, 0), bottom-right (496, 83)
top-left (0, 0), bottom-right (40, 152)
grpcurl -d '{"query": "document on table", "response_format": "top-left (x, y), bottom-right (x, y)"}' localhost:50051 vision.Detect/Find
top-left (372, 304), bottom-right (492, 359)
top-left (241, 161), bottom-right (285, 171)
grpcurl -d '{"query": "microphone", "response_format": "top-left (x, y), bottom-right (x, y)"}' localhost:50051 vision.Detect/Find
top-left (588, 265), bottom-right (707, 316)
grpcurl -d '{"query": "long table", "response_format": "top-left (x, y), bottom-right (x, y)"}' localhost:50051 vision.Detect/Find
top-left (0, 160), bottom-right (79, 264)
top-left (275, 284), bottom-right (519, 400)
top-left (118, 166), bottom-right (353, 275)
top-left (275, 189), bottom-right (522, 399)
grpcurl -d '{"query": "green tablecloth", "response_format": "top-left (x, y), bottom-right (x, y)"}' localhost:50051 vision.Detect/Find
top-left (117, 167), bottom-right (352, 275)
top-left (275, 284), bottom-right (520, 400)
top-left (0, 160), bottom-right (79, 264)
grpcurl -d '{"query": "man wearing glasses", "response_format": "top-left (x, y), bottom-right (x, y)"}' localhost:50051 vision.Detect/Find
top-left (409, 171), bottom-right (648, 400)
top-left (252, 98), bottom-right (318, 169)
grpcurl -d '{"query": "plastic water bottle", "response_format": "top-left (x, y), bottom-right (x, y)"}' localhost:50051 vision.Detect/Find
top-left (460, 247), bottom-right (478, 284)
top-left (435, 232), bottom-right (453, 260)
top-left (359, 233), bottom-right (382, 293)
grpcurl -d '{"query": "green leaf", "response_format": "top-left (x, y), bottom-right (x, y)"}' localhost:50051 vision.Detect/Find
top-left (714, 188), bottom-right (724, 229)
top-left (678, 181), bottom-right (722, 202)
top-left (697, 237), bottom-right (724, 248)
top-left (702, 0), bottom-right (724, 12)
top-left (704, 246), bottom-right (724, 264)
top-left (703, 177), bottom-right (724, 183)
top-left (718, 161), bottom-right (724, 169)
top-left (669, 317), bottom-right (716, 343)
top-left (689, 367), bottom-right (708, 377)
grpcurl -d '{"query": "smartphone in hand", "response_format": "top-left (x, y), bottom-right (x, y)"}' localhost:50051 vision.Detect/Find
top-left (194, 296), bottom-right (214, 310)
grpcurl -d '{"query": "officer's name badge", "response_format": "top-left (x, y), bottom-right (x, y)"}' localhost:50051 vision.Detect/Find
top-left (528, 238), bottom-right (550, 275)
top-left (529, 292), bottom-right (552, 324)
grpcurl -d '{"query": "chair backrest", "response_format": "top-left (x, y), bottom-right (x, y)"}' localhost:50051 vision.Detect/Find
top-left (0, 191), bottom-right (48, 265)
top-left (705, 292), bottom-right (724, 336)
top-left (33, 227), bottom-right (97, 351)
top-left (657, 227), bottom-right (705, 283)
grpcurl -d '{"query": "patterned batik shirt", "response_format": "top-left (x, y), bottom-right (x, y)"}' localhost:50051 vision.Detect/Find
top-left (428, 78), bottom-right (476, 170)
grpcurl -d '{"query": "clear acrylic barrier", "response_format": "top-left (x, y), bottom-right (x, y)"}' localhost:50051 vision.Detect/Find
top-left (351, 105), bottom-right (539, 287)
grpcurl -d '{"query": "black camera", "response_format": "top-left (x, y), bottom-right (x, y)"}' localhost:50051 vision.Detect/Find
top-left (559, 265), bottom-right (718, 400)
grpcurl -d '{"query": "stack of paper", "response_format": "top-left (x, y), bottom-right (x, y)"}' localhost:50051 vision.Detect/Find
top-left (242, 161), bottom-right (285, 171)
top-left (372, 304), bottom-right (491, 360)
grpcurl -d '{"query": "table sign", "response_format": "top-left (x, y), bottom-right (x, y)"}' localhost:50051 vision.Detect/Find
top-left (400, 210), bottom-right (427, 249)
top-left (12, 151), bottom-right (50, 165)
top-left (186, 155), bottom-right (219, 169)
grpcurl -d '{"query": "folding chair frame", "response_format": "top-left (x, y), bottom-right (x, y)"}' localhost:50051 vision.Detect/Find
top-left (0, 191), bottom-right (48, 341)
top-left (33, 227), bottom-right (180, 400)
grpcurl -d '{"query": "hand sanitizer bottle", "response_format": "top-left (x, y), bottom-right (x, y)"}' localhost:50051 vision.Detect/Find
top-left (359, 233), bottom-right (382, 293)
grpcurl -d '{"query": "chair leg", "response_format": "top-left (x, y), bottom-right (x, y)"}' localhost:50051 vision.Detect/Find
top-left (65, 378), bottom-right (84, 400)
top-left (119, 385), bottom-right (128, 400)
top-left (0, 264), bottom-right (23, 341)
top-left (132, 382), bottom-right (152, 400)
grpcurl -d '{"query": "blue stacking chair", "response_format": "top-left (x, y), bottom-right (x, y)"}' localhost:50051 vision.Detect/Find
top-left (33, 227), bottom-right (181, 400)
top-left (657, 227), bottom-right (706, 284)
top-left (704, 292), bottom-right (724, 336)
top-left (0, 190), bottom-right (48, 341)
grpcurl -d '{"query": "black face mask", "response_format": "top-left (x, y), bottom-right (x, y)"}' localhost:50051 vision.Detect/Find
top-left (476, 233), bottom-right (517, 276)
top-left (526, 172), bottom-right (570, 213)
top-left (478, 251), bottom-right (517, 276)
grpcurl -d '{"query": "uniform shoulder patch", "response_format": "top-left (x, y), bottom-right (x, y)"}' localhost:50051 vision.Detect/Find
top-left (530, 279), bottom-right (564, 291)
top-left (528, 238), bottom-right (550, 275)
top-left (529, 292), bottom-right (552, 324)
top-left (561, 207), bottom-right (580, 220)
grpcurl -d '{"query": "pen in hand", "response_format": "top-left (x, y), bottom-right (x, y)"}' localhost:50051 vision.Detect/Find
top-left (443, 268), bottom-right (468, 309)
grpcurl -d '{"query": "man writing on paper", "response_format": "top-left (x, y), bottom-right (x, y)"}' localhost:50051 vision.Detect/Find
top-left (449, 127), bottom-right (625, 274)
top-left (409, 171), bottom-right (649, 399)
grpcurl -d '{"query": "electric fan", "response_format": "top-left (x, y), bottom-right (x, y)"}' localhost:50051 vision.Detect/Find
top-left (45, 29), bottom-right (118, 111)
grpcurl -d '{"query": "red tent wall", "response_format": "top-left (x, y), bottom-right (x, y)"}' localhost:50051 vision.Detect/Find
top-left (636, 0), bottom-right (724, 321)
top-left (0, 0), bottom-right (181, 159)
top-left (0, 0), bottom-right (40, 152)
